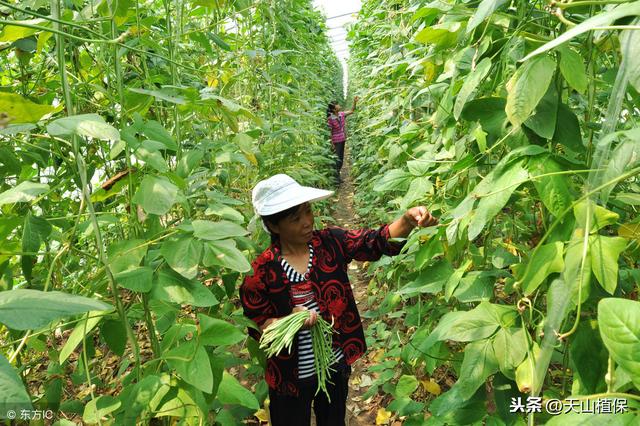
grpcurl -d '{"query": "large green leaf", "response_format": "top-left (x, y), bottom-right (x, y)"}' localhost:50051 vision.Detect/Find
top-left (569, 320), bottom-right (607, 394)
top-left (505, 55), bottom-right (556, 127)
top-left (151, 267), bottom-right (218, 307)
top-left (460, 97), bottom-right (507, 139)
top-left (192, 220), bottom-right (248, 241)
top-left (412, 311), bottom-right (466, 355)
top-left (467, 0), bottom-right (507, 33)
top-left (523, 87), bottom-right (558, 139)
top-left (107, 239), bottom-right (147, 274)
top-left (96, 0), bottom-right (132, 26)
top-left (132, 175), bottom-right (179, 216)
top-left (528, 156), bottom-right (573, 217)
top-left (202, 240), bottom-right (250, 272)
top-left (395, 375), bottom-right (419, 398)
top-left (161, 236), bottom-right (203, 279)
top-left (216, 371), bottom-right (260, 410)
top-left (444, 259), bottom-right (471, 301)
top-left (454, 339), bottom-right (499, 400)
top-left (59, 311), bottom-right (105, 363)
top-left (453, 58), bottom-right (492, 120)
top-left (0, 181), bottom-right (49, 207)
top-left (177, 150), bottom-right (204, 178)
top-left (135, 144), bottom-right (169, 173)
top-left (114, 267), bottom-right (153, 293)
top-left (0, 92), bottom-right (60, 124)
top-left (598, 298), bottom-right (640, 389)
top-left (153, 385), bottom-right (203, 419)
top-left (140, 120), bottom-right (177, 151)
top-left (122, 374), bottom-right (169, 421)
top-left (553, 103), bottom-right (583, 152)
top-left (590, 235), bottom-right (626, 294)
top-left (454, 270), bottom-right (498, 303)
top-left (414, 236), bottom-right (444, 270)
top-left (396, 260), bottom-right (453, 296)
top-left (0, 354), bottom-right (33, 416)
top-left (468, 160), bottom-right (529, 240)
top-left (373, 169), bottom-right (412, 192)
top-left (198, 314), bottom-right (246, 347)
top-left (164, 342), bottom-right (213, 393)
top-left (0, 290), bottom-right (112, 330)
top-left (599, 133), bottom-right (640, 201)
top-left (518, 242), bottom-right (564, 294)
top-left (47, 114), bottom-right (120, 142)
top-left (415, 22), bottom-right (462, 48)
top-left (559, 47), bottom-right (587, 93)
top-left (21, 213), bottom-right (52, 281)
top-left (492, 328), bottom-right (526, 380)
top-left (444, 302), bottom-right (512, 342)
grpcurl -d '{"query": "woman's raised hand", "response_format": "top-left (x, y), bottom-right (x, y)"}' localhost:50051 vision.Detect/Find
top-left (404, 206), bottom-right (438, 228)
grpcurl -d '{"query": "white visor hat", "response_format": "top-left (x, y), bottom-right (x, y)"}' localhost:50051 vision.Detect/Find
top-left (252, 174), bottom-right (334, 216)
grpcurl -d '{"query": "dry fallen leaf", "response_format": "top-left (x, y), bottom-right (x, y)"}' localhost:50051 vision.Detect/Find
top-left (359, 374), bottom-right (373, 387)
top-left (370, 349), bottom-right (385, 363)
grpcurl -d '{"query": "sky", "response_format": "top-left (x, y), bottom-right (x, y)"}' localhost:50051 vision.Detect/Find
top-left (312, 0), bottom-right (362, 94)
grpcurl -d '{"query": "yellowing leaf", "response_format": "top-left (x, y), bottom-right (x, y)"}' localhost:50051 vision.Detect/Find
top-left (423, 60), bottom-right (436, 83)
top-left (421, 379), bottom-right (441, 395)
top-left (619, 223), bottom-right (640, 241)
top-left (254, 408), bottom-right (269, 422)
top-left (506, 55), bottom-right (556, 127)
top-left (0, 19), bottom-right (49, 42)
top-left (376, 408), bottom-right (392, 425)
top-left (0, 93), bottom-right (61, 124)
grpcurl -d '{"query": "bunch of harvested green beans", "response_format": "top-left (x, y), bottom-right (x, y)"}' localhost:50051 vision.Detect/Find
top-left (259, 310), bottom-right (310, 357)
top-left (310, 314), bottom-right (337, 399)
top-left (259, 310), bottom-right (337, 399)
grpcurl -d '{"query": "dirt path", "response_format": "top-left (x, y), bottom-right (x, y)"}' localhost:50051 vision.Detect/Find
top-left (331, 146), bottom-right (380, 426)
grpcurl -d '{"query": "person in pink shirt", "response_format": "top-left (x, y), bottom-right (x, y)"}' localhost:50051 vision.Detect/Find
top-left (326, 96), bottom-right (358, 183)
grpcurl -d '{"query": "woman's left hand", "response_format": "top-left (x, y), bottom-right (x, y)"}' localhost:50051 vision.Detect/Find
top-left (404, 206), bottom-right (438, 228)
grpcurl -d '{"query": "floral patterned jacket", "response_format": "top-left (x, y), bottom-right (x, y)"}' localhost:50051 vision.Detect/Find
top-left (239, 225), bottom-right (404, 396)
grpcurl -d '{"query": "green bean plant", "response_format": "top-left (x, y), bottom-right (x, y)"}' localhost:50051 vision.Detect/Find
top-left (347, 0), bottom-right (639, 424)
top-left (0, 0), bottom-right (342, 424)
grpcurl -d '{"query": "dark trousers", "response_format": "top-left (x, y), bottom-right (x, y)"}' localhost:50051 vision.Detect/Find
top-left (268, 362), bottom-right (351, 426)
top-left (332, 142), bottom-right (345, 176)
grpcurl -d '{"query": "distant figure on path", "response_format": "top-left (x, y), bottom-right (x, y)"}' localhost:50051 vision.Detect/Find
top-left (240, 173), bottom-right (438, 426)
top-left (327, 96), bottom-right (358, 182)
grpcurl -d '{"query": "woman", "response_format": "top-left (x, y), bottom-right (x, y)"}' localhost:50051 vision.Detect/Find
top-left (240, 174), bottom-right (438, 426)
top-left (327, 96), bottom-right (358, 181)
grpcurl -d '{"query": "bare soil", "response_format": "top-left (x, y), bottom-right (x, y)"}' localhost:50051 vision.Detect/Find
top-left (331, 146), bottom-right (381, 426)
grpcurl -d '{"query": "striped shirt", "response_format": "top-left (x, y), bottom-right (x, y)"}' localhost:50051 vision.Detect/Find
top-left (327, 112), bottom-right (346, 143)
top-left (280, 244), bottom-right (344, 379)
